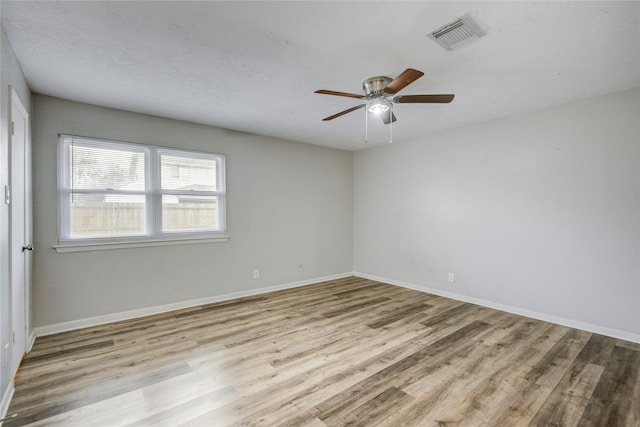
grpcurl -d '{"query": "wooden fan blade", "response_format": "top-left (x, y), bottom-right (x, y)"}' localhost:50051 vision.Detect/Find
top-left (315, 89), bottom-right (364, 99)
top-left (383, 68), bottom-right (424, 94)
top-left (381, 110), bottom-right (397, 125)
top-left (393, 94), bottom-right (455, 103)
top-left (322, 104), bottom-right (366, 121)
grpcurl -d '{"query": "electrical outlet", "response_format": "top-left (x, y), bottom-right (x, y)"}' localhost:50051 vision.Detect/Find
top-left (253, 269), bottom-right (260, 279)
top-left (448, 272), bottom-right (455, 283)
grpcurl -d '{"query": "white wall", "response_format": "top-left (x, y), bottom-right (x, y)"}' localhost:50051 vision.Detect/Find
top-left (32, 95), bottom-right (353, 329)
top-left (22, 76), bottom-right (640, 344)
top-left (354, 88), bottom-right (640, 341)
top-left (0, 21), bottom-right (31, 415)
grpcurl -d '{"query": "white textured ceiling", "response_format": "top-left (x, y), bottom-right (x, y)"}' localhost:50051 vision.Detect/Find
top-left (2, 1), bottom-right (639, 151)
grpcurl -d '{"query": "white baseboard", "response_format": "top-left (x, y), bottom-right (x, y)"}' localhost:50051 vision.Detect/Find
top-left (34, 272), bottom-right (354, 337)
top-left (0, 382), bottom-right (14, 426)
top-left (354, 272), bottom-right (640, 344)
top-left (34, 270), bottom-right (637, 343)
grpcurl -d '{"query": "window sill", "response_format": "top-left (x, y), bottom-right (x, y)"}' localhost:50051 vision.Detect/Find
top-left (53, 236), bottom-right (230, 253)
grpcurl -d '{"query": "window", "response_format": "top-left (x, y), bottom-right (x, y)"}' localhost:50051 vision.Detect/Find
top-left (58, 135), bottom-right (226, 248)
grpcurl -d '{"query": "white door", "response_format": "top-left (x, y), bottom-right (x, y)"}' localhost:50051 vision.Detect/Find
top-left (9, 88), bottom-right (31, 377)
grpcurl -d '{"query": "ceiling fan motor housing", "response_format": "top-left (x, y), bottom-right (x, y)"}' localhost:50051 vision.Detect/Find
top-left (363, 76), bottom-right (392, 97)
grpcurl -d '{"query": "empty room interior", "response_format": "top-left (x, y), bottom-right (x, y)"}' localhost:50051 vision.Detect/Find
top-left (0, 1), bottom-right (639, 426)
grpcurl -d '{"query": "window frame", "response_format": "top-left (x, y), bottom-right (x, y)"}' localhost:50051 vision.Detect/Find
top-left (56, 134), bottom-right (227, 252)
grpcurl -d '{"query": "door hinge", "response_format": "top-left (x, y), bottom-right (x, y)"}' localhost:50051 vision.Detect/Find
top-left (11, 121), bottom-right (15, 136)
top-left (4, 185), bottom-right (10, 205)
top-left (12, 331), bottom-right (16, 344)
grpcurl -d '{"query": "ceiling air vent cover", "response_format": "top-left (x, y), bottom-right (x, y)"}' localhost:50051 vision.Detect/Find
top-left (428, 14), bottom-right (485, 51)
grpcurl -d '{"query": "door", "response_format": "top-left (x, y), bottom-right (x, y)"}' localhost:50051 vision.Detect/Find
top-left (9, 88), bottom-right (31, 377)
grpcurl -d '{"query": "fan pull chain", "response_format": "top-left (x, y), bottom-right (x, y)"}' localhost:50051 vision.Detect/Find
top-left (389, 104), bottom-right (393, 144)
top-left (364, 107), bottom-right (368, 144)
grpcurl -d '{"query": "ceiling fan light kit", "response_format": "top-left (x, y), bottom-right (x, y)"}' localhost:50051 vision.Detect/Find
top-left (315, 68), bottom-right (454, 144)
top-left (367, 99), bottom-right (390, 114)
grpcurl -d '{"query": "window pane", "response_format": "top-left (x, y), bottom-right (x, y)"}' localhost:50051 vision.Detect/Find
top-left (71, 145), bottom-right (145, 190)
top-left (162, 195), bottom-right (218, 232)
top-left (69, 193), bottom-right (146, 238)
top-left (160, 154), bottom-right (217, 191)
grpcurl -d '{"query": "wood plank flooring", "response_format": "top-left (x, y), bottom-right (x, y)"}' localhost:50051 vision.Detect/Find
top-left (5, 277), bottom-right (640, 426)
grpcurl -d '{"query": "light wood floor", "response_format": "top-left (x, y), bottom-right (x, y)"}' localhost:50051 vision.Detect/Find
top-left (5, 277), bottom-right (640, 426)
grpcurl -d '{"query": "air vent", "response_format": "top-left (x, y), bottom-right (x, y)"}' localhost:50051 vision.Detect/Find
top-left (428, 14), bottom-right (485, 51)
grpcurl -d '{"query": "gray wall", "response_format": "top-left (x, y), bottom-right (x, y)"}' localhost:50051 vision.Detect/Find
top-left (354, 88), bottom-right (640, 340)
top-left (32, 95), bottom-right (353, 328)
top-left (0, 21), bottom-right (31, 412)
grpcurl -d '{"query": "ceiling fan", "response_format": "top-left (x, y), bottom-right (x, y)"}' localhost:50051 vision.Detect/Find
top-left (314, 68), bottom-right (454, 125)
